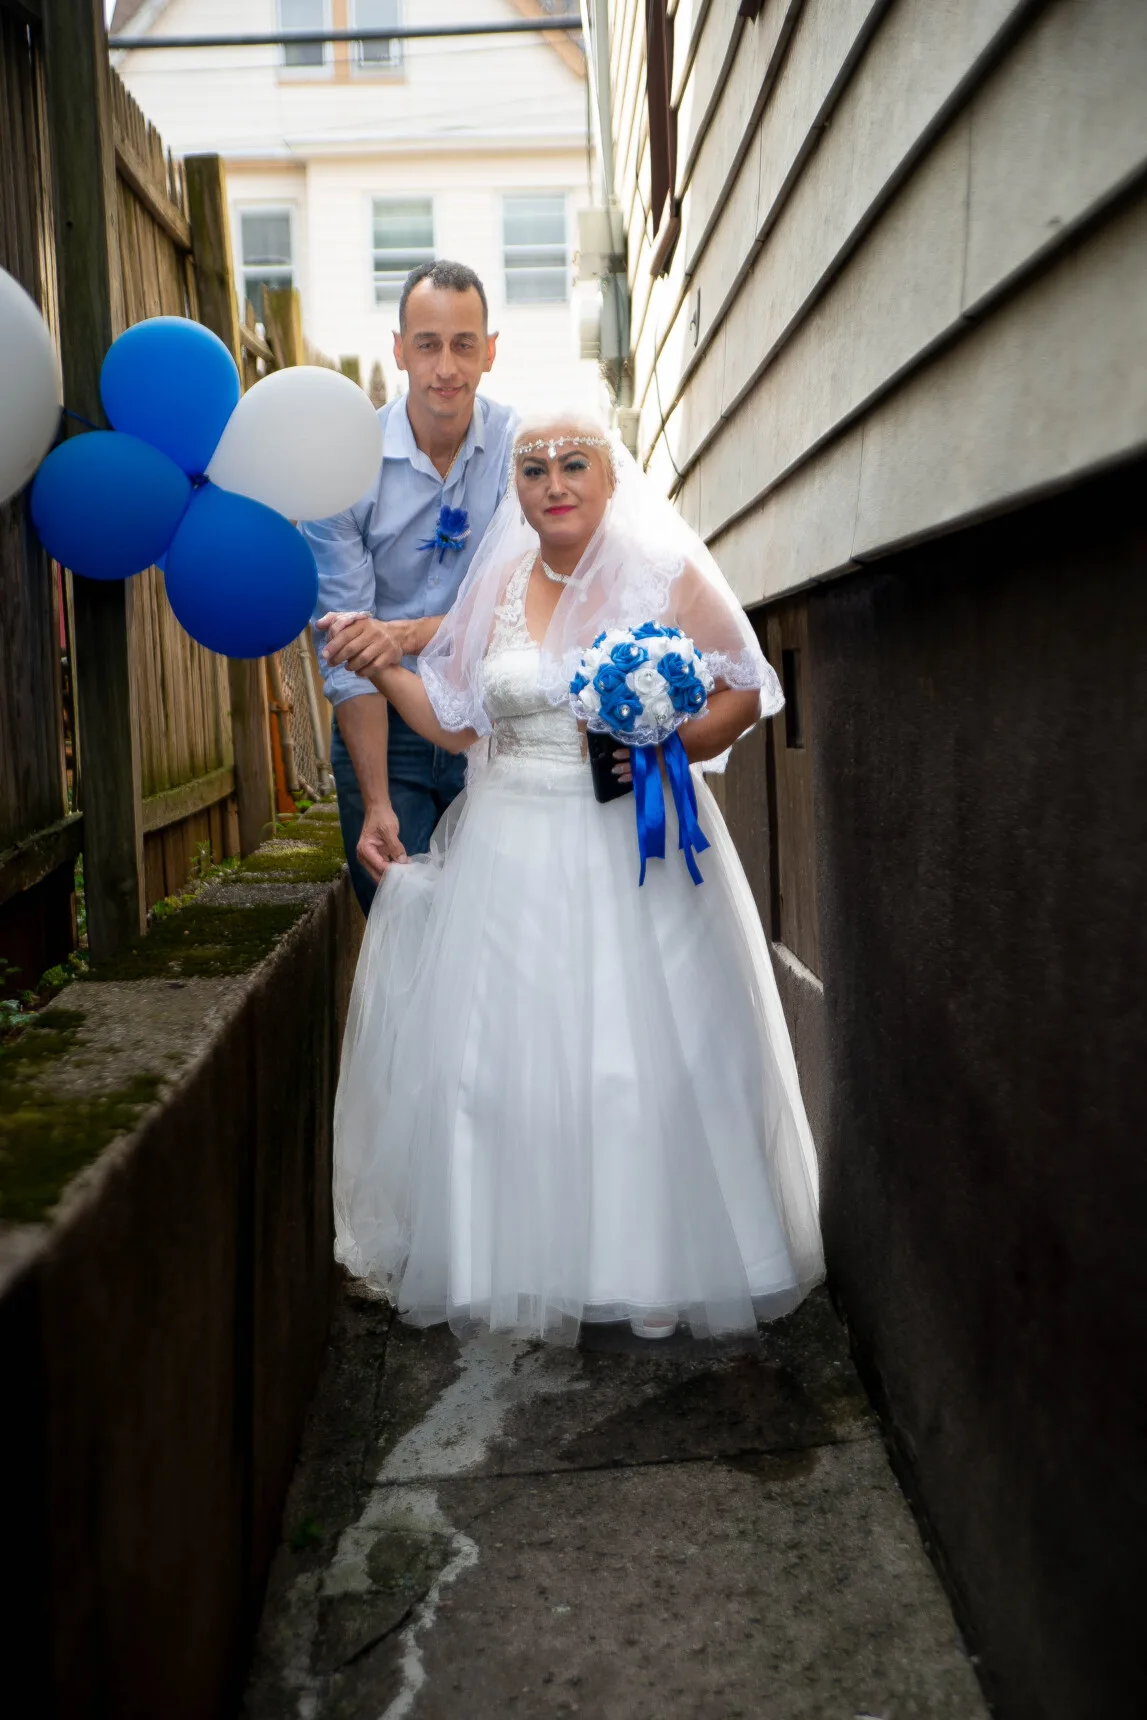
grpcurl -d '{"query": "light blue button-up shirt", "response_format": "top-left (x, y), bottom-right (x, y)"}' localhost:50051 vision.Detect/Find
top-left (304, 392), bottom-right (519, 705)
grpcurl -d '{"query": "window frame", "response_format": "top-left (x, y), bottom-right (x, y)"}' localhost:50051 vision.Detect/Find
top-left (236, 204), bottom-right (296, 321)
top-left (501, 191), bottom-right (571, 307)
top-left (277, 0), bottom-right (332, 77)
top-left (370, 195), bottom-right (435, 307)
top-left (351, 0), bottom-right (404, 73)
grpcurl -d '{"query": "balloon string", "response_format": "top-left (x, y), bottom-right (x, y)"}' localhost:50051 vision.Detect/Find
top-left (62, 407), bottom-right (100, 432)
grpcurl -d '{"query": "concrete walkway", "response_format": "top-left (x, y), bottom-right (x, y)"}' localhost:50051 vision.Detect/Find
top-left (244, 1281), bottom-right (988, 1720)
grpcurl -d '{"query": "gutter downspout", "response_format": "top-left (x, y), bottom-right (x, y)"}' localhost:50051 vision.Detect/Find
top-left (580, 0), bottom-right (635, 441)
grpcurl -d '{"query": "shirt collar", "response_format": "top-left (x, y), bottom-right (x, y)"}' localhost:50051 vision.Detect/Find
top-left (384, 394), bottom-right (487, 473)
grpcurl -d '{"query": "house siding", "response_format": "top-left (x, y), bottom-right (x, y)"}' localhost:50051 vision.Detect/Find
top-left (607, 3), bottom-right (1147, 1715)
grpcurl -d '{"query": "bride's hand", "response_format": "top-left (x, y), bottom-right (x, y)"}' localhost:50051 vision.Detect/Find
top-left (613, 746), bottom-right (633, 785)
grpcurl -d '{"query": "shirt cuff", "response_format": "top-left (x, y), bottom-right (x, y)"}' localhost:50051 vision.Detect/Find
top-left (326, 673), bottom-right (380, 708)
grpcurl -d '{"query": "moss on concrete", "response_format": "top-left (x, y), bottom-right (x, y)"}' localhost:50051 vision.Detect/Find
top-left (91, 901), bottom-right (308, 982)
top-left (0, 1013), bottom-right (163, 1224)
top-left (0, 811), bottom-right (348, 1224)
top-left (90, 812), bottom-right (346, 983)
top-left (237, 817), bottom-right (347, 884)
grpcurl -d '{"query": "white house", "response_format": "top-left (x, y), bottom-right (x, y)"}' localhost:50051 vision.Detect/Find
top-left (112, 0), bottom-right (606, 416)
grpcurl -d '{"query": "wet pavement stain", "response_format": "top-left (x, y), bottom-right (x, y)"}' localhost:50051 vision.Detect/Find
top-left (243, 1281), bottom-right (987, 1720)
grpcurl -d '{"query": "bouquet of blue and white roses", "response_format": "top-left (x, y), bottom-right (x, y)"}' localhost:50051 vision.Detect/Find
top-left (569, 623), bottom-right (715, 885)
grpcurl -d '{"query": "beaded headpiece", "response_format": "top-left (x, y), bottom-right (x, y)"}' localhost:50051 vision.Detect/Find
top-left (507, 432), bottom-right (617, 499)
top-left (513, 434), bottom-right (613, 459)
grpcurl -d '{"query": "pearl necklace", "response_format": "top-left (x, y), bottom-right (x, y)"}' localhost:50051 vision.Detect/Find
top-left (540, 557), bottom-right (574, 585)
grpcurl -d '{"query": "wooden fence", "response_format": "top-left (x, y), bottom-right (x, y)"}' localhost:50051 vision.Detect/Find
top-left (0, 0), bottom-right (335, 986)
top-left (0, 4), bottom-right (75, 988)
top-left (111, 72), bottom-right (242, 910)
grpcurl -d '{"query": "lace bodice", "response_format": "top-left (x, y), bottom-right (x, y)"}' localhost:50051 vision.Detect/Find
top-left (482, 554), bottom-right (585, 774)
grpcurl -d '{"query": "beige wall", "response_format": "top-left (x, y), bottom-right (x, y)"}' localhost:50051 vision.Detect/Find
top-left (608, 0), bottom-right (1147, 605)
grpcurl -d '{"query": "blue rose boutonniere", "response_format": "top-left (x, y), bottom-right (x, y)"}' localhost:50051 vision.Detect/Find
top-left (418, 504), bottom-right (471, 564)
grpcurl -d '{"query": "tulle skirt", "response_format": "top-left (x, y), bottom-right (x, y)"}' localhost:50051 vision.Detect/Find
top-left (334, 751), bottom-right (825, 1343)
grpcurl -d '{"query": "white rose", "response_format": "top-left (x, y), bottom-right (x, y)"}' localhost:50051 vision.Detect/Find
top-left (698, 658), bottom-right (716, 693)
top-left (578, 685), bottom-right (601, 714)
top-left (644, 689), bottom-right (675, 729)
top-left (673, 635), bottom-right (696, 661)
top-left (580, 647), bottom-right (602, 675)
top-left (602, 628), bottom-right (629, 650)
top-left (629, 662), bottom-right (665, 700)
top-left (644, 635), bottom-right (673, 660)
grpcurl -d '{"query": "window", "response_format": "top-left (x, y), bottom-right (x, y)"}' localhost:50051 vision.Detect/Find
top-left (372, 198), bottom-right (434, 303)
top-left (279, 0), bottom-right (327, 70)
top-left (239, 209), bottom-right (294, 318)
top-left (503, 194), bottom-right (568, 304)
top-left (353, 0), bottom-right (402, 69)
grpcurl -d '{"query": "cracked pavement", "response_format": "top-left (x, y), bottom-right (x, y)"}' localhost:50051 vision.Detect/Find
top-left (242, 1282), bottom-right (988, 1719)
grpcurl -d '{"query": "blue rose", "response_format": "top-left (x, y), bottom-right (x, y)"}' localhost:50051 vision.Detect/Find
top-left (668, 677), bottom-right (706, 716)
top-left (658, 651), bottom-right (694, 685)
top-left (570, 671), bottom-right (589, 696)
top-left (599, 687), bottom-right (641, 733)
top-left (592, 630), bottom-right (608, 648)
top-left (594, 663), bottom-right (629, 695)
top-left (633, 621), bottom-right (666, 640)
top-left (610, 640), bottom-right (649, 672)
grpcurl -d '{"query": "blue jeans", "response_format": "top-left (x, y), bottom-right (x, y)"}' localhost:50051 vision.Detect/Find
top-left (331, 703), bottom-right (467, 916)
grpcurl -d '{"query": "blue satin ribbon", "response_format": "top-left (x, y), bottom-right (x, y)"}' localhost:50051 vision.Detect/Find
top-left (631, 744), bottom-right (666, 885)
top-left (629, 732), bottom-right (710, 886)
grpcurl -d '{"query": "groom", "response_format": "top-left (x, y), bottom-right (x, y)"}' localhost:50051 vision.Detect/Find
top-left (307, 260), bottom-right (517, 914)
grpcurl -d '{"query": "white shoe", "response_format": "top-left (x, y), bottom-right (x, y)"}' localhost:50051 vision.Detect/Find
top-left (629, 1315), bottom-right (678, 1339)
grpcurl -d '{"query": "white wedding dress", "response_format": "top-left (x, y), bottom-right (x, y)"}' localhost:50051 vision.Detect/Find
top-left (334, 554), bottom-right (825, 1342)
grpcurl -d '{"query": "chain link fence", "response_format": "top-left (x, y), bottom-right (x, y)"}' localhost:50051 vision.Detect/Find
top-left (269, 635), bottom-right (333, 802)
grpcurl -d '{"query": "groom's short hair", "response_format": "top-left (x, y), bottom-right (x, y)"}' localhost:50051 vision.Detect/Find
top-left (399, 260), bottom-right (489, 332)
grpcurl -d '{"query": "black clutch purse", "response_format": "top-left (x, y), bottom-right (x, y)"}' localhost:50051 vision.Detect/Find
top-left (587, 727), bottom-right (634, 804)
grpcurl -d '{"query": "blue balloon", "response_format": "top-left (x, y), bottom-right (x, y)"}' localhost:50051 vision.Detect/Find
top-left (30, 431), bottom-right (191, 581)
top-left (100, 317), bottom-right (240, 476)
top-left (163, 482), bottom-right (318, 659)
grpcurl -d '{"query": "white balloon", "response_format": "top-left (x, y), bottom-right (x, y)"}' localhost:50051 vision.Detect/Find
top-left (206, 365), bottom-right (383, 521)
top-left (0, 266), bottom-right (62, 508)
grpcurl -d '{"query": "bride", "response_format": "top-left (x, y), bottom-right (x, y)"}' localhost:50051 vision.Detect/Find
top-left (323, 414), bottom-right (824, 1343)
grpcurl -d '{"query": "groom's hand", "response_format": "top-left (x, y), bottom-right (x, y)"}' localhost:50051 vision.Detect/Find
top-left (359, 800), bottom-right (407, 881)
top-left (318, 615), bottom-right (408, 675)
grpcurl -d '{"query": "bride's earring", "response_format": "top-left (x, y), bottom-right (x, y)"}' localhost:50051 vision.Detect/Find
top-left (520, 508), bottom-right (525, 524)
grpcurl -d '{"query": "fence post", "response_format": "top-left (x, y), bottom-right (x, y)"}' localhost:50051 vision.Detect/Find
top-left (184, 153), bottom-right (275, 856)
top-left (262, 286), bottom-right (305, 370)
top-left (42, 0), bottom-right (146, 959)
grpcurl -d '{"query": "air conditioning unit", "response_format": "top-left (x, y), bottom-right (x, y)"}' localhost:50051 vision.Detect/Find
top-left (575, 282), bottom-right (603, 360)
top-left (616, 407), bottom-right (640, 456)
top-left (576, 204), bottom-right (626, 281)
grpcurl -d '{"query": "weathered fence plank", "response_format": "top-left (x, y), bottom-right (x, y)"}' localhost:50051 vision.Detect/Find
top-left (109, 83), bottom-right (240, 904)
top-left (184, 152), bottom-right (276, 857)
top-left (41, 0), bottom-right (144, 960)
top-left (0, 9), bottom-right (74, 992)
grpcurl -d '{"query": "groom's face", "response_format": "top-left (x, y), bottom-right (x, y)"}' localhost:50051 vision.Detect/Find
top-left (394, 283), bottom-right (497, 428)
